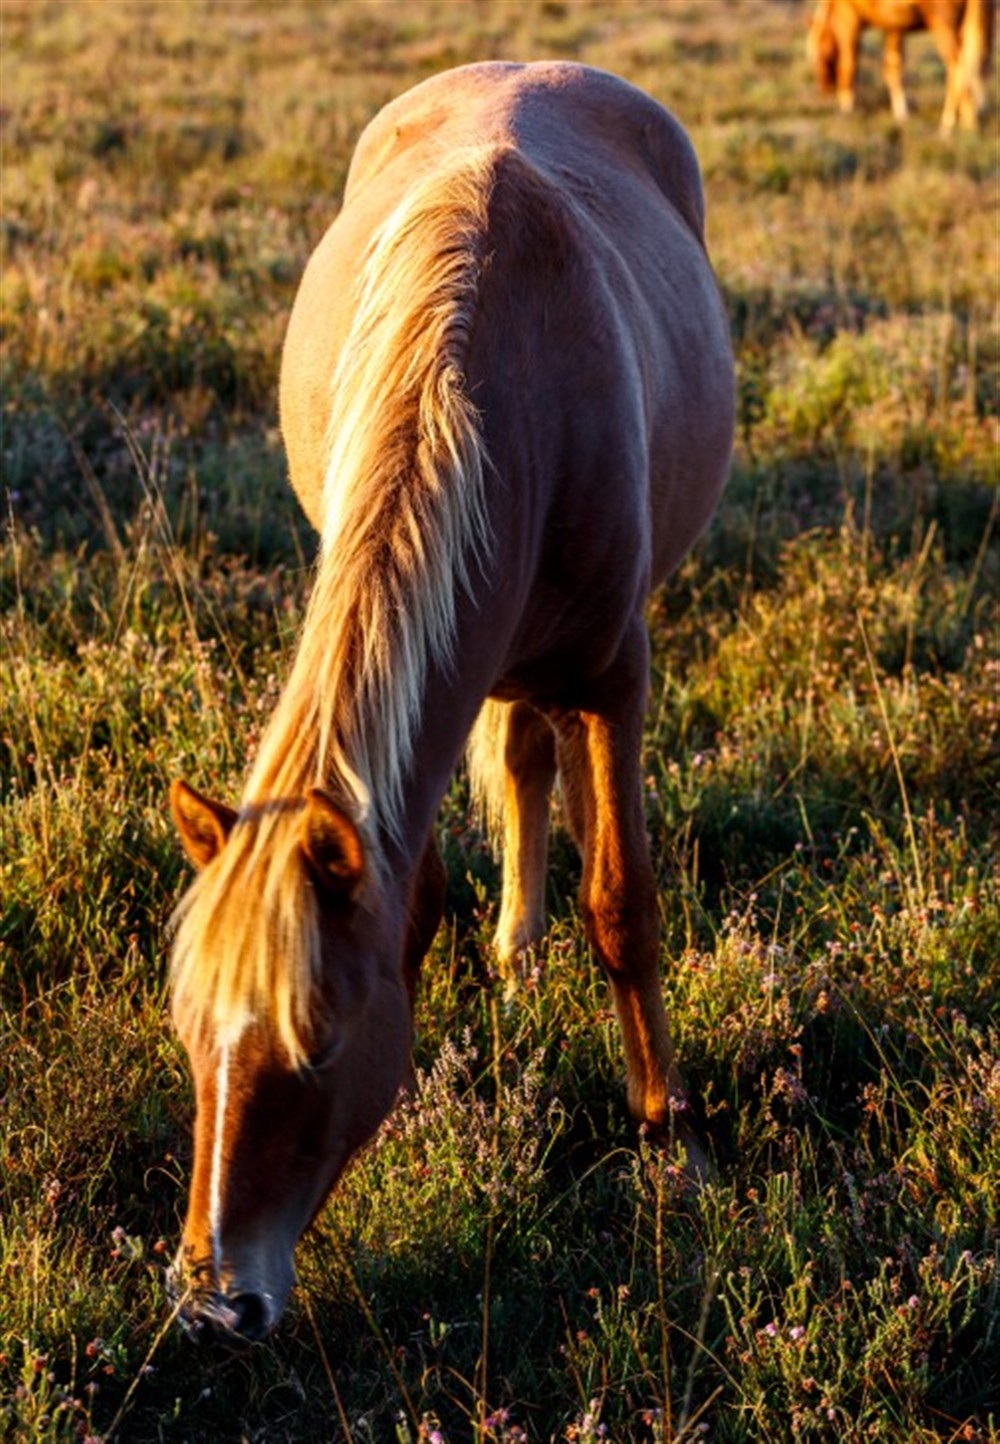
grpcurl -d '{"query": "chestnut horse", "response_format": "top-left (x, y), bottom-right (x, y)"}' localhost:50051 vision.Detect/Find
top-left (807, 0), bottom-right (995, 128)
top-left (167, 61), bottom-right (734, 1341)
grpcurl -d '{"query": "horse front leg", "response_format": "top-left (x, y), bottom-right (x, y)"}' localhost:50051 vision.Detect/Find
top-left (394, 833), bottom-right (447, 1096)
top-left (402, 833), bottom-right (446, 1014)
top-left (558, 627), bottom-right (709, 1181)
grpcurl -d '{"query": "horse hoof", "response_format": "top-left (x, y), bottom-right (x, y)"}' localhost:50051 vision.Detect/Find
top-left (641, 1119), bottom-right (716, 1192)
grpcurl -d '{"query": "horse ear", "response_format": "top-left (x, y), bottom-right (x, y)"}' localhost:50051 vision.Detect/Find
top-left (300, 788), bottom-right (366, 899)
top-left (170, 779), bottom-right (237, 869)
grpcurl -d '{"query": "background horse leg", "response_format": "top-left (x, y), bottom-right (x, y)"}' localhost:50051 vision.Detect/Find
top-left (493, 701), bottom-right (557, 975)
top-left (930, 17), bottom-right (965, 130)
top-left (882, 30), bottom-right (909, 120)
top-left (558, 627), bottom-right (707, 1178)
top-left (832, 6), bottom-right (862, 111)
top-left (954, 0), bottom-right (994, 131)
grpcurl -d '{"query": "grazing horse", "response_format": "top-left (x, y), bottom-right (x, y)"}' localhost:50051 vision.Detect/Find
top-left (806, 0), bottom-right (995, 128)
top-left (167, 61), bottom-right (734, 1342)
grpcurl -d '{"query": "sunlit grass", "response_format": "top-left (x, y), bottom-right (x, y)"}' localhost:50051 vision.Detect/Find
top-left (2, 0), bottom-right (998, 1440)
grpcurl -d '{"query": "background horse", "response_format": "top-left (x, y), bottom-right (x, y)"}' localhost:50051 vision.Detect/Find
top-left (167, 60), bottom-right (734, 1342)
top-left (807, 0), bottom-right (995, 128)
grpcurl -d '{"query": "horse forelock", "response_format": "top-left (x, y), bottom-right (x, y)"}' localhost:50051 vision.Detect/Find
top-left (169, 810), bottom-right (323, 1069)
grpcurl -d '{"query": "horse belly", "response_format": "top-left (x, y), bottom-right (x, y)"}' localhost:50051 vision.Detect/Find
top-left (570, 202), bottom-right (734, 594)
top-left (646, 277), bottom-right (735, 587)
top-left (468, 168), bottom-right (732, 693)
top-left (516, 114), bottom-right (734, 593)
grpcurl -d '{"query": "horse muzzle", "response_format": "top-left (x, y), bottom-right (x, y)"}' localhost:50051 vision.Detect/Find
top-left (166, 1260), bottom-right (284, 1344)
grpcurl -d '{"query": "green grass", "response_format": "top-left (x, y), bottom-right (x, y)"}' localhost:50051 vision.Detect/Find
top-left (2, 1), bottom-right (998, 1440)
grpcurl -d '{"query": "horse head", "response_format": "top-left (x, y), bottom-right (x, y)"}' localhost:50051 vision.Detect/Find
top-left (166, 781), bottom-right (412, 1341)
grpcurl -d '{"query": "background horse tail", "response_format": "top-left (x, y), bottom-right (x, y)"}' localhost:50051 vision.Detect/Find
top-left (956, 0), bottom-right (995, 126)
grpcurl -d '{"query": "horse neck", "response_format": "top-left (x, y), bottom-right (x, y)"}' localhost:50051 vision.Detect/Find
top-left (243, 533), bottom-right (494, 881)
top-left (258, 150), bottom-right (507, 870)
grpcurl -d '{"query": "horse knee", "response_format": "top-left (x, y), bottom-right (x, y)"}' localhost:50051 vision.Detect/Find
top-left (581, 882), bottom-right (658, 978)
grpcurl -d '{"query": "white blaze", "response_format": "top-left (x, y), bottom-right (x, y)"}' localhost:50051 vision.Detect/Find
top-left (209, 1042), bottom-right (230, 1279)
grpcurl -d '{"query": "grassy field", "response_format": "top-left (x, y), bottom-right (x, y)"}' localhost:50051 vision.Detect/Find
top-left (2, 1), bottom-right (998, 1440)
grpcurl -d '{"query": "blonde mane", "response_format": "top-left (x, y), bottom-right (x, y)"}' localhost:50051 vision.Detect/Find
top-left (171, 148), bottom-right (497, 1065)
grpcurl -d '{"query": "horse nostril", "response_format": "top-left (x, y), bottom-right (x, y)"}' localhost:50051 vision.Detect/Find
top-left (176, 1289), bottom-right (271, 1344)
top-left (228, 1291), bottom-right (270, 1342)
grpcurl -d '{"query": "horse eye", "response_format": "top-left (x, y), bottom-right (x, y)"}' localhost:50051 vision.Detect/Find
top-left (307, 1034), bottom-right (343, 1072)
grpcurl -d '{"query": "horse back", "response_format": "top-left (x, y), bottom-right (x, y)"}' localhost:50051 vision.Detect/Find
top-left (829, 0), bottom-right (979, 34)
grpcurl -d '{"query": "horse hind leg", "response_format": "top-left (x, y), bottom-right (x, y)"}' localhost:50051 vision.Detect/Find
top-left (556, 625), bottom-right (708, 1182)
top-left (468, 698), bottom-right (557, 983)
top-left (555, 718), bottom-right (587, 855)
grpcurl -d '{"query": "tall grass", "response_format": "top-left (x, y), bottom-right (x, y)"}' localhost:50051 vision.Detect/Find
top-left (2, 1), bottom-right (998, 1440)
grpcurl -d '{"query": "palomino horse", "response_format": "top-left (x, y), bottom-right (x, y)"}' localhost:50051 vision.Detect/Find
top-left (807, 0), bottom-right (995, 128)
top-left (167, 61), bottom-right (734, 1341)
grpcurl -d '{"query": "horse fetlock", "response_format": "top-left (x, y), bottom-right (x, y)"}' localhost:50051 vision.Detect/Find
top-left (641, 1110), bottom-right (714, 1189)
top-left (493, 926), bottom-right (546, 1003)
top-left (495, 899), bottom-right (546, 960)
